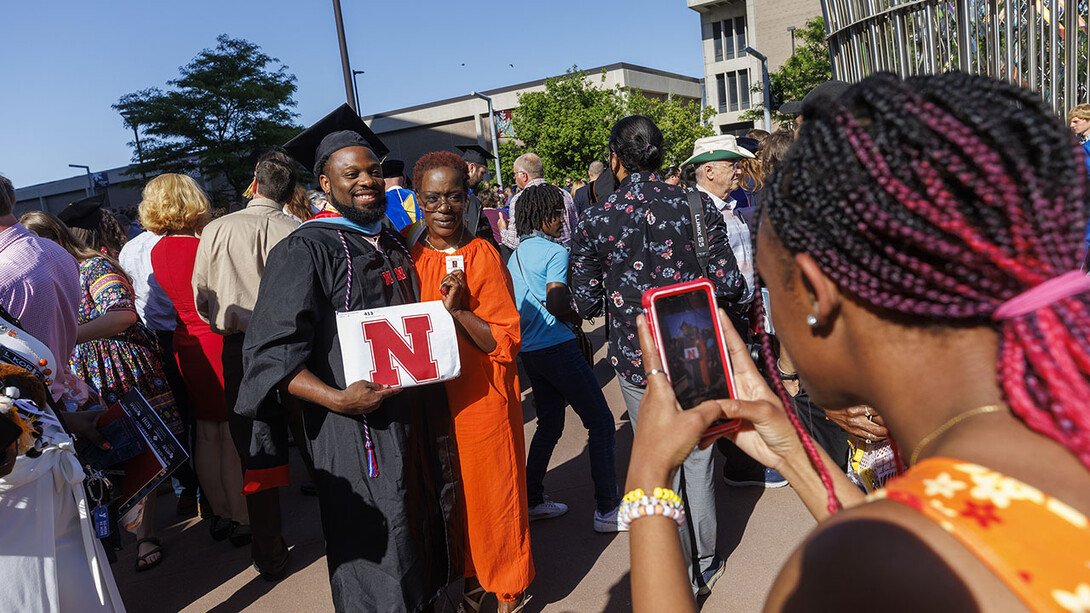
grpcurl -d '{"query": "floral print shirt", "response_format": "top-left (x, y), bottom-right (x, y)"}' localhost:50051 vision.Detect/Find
top-left (875, 458), bottom-right (1090, 612)
top-left (570, 172), bottom-right (745, 387)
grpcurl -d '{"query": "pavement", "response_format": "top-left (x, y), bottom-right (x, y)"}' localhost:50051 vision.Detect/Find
top-left (112, 322), bottom-right (816, 612)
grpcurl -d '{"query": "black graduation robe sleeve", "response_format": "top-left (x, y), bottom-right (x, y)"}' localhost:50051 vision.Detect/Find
top-left (236, 234), bottom-right (332, 492)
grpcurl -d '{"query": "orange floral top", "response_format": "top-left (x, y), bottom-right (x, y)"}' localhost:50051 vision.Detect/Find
top-left (873, 458), bottom-right (1090, 612)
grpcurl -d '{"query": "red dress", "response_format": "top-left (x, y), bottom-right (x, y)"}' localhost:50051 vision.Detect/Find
top-left (151, 236), bottom-right (228, 422)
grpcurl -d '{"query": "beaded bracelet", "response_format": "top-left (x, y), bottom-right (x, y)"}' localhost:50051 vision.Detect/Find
top-left (619, 487), bottom-right (686, 529)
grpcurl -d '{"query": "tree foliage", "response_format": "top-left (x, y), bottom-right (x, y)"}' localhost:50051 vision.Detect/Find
top-left (741, 16), bottom-right (832, 130)
top-left (114, 35), bottom-right (300, 207)
top-left (510, 68), bottom-right (714, 183)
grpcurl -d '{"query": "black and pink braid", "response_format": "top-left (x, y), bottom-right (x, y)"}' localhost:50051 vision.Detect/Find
top-left (760, 71), bottom-right (1090, 495)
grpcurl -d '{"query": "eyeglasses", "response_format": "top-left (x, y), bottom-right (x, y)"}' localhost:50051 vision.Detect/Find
top-left (420, 191), bottom-right (468, 211)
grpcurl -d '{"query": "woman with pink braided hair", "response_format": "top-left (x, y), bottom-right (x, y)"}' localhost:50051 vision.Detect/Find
top-left (625, 72), bottom-right (1090, 612)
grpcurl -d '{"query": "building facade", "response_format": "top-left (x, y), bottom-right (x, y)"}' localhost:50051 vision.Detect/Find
top-left (688, 0), bottom-right (823, 134)
top-left (14, 166), bottom-right (146, 219)
top-left (363, 62), bottom-right (702, 183)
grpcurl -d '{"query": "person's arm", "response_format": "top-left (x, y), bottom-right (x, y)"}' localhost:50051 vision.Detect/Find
top-left (77, 260), bottom-right (140, 343)
top-left (77, 310), bottom-right (138, 343)
top-left (559, 187), bottom-right (578, 249)
top-left (440, 269), bottom-right (498, 353)
top-left (283, 366), bottom-right (399, 415)
top-left (545, 283), bottom-right (581, 326)
top-left (540, 244), bottom-right (581, 325)
top-left (569, 217), bottom-right (605, 318)
top-left (191, 231), bottom-right (214, 325)
top-left (499, 193), bottom-right (519, 248)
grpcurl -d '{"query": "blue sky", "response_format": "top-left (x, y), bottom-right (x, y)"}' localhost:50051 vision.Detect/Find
top-left (1, 0), bottom-right (704, 188)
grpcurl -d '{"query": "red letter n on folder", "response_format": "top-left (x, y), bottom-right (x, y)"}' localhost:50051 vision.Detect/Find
top-left (362, 315), bottom-right (440, 386)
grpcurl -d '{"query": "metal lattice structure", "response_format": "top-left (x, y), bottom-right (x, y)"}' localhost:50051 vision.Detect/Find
top-left (820, 0), bottom-right (1090, 114)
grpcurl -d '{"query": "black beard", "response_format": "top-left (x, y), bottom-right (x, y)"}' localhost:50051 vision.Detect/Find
top-left (329, 190), bottom-right (387, 226)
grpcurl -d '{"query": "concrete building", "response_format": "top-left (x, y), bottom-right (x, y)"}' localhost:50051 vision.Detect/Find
top-left (13, 165), bottom-right (145, 219)
top-left (688, 0), bottom-right (822, 134)
top-left (363, 62), bottom-right (702, 183)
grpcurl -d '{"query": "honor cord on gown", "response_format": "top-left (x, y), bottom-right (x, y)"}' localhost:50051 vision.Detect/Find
top-left (336, 229), bottom-right (379, 478)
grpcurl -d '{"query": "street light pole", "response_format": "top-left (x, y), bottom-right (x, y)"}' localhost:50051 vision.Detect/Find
top-left (470, 91), bottom-right (504, 189)
top-left (787, 26), bottom-right (797, 55)
top-left (352, 70), bottom-right (365, 115)
top-left (68, 164), bottom-right (93, 197)
top-left (332, 0), bottom-right (357, 113)
top-left (745, 46), bottom-right (772, 132)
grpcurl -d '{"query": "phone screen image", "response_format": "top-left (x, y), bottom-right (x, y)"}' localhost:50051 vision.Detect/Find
top-left (655, 289), bottom-right (733, 409)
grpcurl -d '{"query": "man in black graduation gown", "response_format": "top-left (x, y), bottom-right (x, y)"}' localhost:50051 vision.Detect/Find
top-left (454, 143), bottom-right (500, 250)
top-left (235, 106), bottom-right (462, 612)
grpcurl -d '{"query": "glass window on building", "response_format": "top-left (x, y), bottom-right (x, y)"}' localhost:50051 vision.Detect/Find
top-left (736, 17), bottom-right (747, 56)
top-left (739, 70), bottom-right (750, 109)
top-left (717, 74), bottom-right (727, 113)
top-left (713, 21), bottom-right (723, 62)
top-left (728, 72), bottom-right (739, 112)
top-left (724, 20), bottom-right (735, 60)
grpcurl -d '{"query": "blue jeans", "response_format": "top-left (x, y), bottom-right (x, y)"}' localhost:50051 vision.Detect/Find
top-left (521, 339), bottom-right (619, 513)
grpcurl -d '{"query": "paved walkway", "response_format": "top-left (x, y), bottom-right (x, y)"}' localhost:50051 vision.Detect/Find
top-left (113, 323), bottom-right (816, 612)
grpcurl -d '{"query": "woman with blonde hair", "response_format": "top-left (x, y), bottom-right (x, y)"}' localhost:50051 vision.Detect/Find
top-left (141, 173), bottom-right (250, 545)
top-left (20, 209), bottom-right (183, 572)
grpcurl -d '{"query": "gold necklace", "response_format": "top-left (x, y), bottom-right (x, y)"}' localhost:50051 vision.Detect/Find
top-left (425, 225), bottom-right (466, 253)
top-left (909, 404), bottom-right (1005, 466)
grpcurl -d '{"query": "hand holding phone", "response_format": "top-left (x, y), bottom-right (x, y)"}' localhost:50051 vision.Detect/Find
top-left (642, 279), bottom-right (741, 437)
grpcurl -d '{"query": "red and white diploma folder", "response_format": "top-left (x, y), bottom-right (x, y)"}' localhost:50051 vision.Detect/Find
top-left (337, 300), bottom-right (461, 388)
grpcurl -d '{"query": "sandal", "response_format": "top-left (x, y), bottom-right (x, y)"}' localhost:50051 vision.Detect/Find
top-left (457, 585), bottom-right (487, 613)
top-left (134, 537), bottom-right (163, 572)
top-left (500, 593), bottom-right (533, 613)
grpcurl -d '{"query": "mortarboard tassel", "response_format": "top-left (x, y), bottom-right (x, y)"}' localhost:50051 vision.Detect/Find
top-left (361, 417), bottom-right (379, 478)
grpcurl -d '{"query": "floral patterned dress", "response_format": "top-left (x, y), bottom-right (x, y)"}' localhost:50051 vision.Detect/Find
top-left (68, 257), bottom-right (182, 435)
top-left (874, 458), bottom-right (1090, 612)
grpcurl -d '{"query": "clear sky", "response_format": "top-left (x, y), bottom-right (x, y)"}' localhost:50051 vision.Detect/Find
top-left (1, 0), bottom-right (704, 189)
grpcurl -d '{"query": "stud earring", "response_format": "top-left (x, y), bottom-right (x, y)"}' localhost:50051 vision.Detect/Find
top-left (806, 314), bottom-right (818, 327)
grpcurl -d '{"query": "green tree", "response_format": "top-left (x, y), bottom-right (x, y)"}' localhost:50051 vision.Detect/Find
top-left (741, 16), bottom-right (832, 130)
top-left (511, 67), bottom-right (714, 182)
top-left (625, 94), bottom-right (716, 168)
top-left (114, 35), bottom-right (300, 207)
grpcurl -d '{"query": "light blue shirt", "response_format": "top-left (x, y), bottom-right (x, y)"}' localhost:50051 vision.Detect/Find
top-left (508, 235), bottom-right (575, 352)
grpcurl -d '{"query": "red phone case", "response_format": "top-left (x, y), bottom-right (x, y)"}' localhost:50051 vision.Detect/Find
top-left (642, 279), bottom-right (741, 435)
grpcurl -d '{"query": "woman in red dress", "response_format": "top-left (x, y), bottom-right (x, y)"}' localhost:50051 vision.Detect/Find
top-left (140, 174), bottom-right (250, 545)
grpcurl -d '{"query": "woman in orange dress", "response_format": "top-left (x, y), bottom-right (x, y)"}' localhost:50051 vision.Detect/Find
top-left (407, 151), bottom-right (533, 613)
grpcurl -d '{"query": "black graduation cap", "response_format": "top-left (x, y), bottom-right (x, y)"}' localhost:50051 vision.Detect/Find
top-left (58, 193), bottom-right (106, 230)
top-left (455, 143), bottom-right (495, 166)
top-left (283, 103), bottom-right (389, 176)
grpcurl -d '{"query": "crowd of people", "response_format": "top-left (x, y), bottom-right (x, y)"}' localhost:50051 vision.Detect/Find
top-left (0, 69), bottom-right (1088, 613)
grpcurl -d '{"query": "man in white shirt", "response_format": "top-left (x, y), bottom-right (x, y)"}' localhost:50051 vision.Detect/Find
top-left (686, 135), bottom-right (756, 305)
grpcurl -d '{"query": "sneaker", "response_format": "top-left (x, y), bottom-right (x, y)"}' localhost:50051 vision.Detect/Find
top-left (723, 467), bottom-right (789, 489)
top-left (696, 554), bottom-right (726, 596)
top-left (528, 497), bottom-right (568, 521)
top-left (593, 508), bottom-right (629, 533)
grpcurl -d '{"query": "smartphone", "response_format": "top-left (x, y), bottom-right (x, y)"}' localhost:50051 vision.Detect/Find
top-left (643, 279), bottom-right (741, 437)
